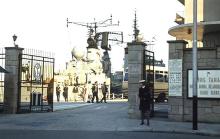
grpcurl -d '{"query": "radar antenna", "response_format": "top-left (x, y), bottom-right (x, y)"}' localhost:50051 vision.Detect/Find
top-left (67, 15), bottom-right (123, 51)
top-left (67, 15), bottom-right (119, 38)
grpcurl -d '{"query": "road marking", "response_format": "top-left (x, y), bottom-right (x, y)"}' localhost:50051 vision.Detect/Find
top-left (54, 103), bottom-right (92, 111)
top-left (94, 106), bottom-right (107, 110)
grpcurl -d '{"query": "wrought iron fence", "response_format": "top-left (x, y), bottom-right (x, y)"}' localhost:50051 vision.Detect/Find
top-left (144, 49), bottom-right (155, 117)
top-left (0, 48), bottom-right (5, 112)
top-left (17, 49), bottom-right (55, 113)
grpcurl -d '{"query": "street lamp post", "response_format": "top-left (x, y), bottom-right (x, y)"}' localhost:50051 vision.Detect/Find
top-left (192, 0), bottom-right (198, 130)
top-left (12, 34), bottom-right (18, 47)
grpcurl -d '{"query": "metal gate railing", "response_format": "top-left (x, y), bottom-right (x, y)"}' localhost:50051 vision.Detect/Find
top-left (0, 48), bottom-right (5, 113)
top-left (144, 49), bottom-right (155, 116)
top-left (17, 49), bottom-right (55, 113)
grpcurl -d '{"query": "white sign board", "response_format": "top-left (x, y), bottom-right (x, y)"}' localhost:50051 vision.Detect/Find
top-left (168, 59), bottom-right (182, 96)
top-left (188, 70), bottom-right (220, 98)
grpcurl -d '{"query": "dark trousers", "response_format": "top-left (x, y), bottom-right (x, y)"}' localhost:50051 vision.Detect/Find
top-left (63, 92), bottom-right (68, 102)
top-left (56, 93), bottom-right (60, 102)
top-left (63, 95), bottom-right (68, 102)
top-left (92, 92), bottom-right (99, 103)
top-left (100, 93), bottom-right (106, 103)
top-left (141, 110), bottom-right (150, 125)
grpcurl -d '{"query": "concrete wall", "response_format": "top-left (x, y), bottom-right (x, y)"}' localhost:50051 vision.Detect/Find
top-left (168, 40), bottom-right (220, 123)
top-left (4, 47), bottom-right (23, 114)
top-left (204, 0), bottom-right (220, 22)
top-left (183, 47), bottom-right (220, 123)
top-left (167, 40), bottom-right (186, 121)
top-left (127, 42), bottom-right (145, 118)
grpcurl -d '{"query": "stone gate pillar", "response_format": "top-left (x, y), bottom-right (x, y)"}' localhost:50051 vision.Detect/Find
top-left (127, 42), bottom-right (146, 118)
top-left (4, 47), bottom-right (23, 114)
top-left (167, 40), bottom-right (187, 121)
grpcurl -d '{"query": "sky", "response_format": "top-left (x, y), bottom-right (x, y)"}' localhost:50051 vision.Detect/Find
top-left (0, 0), bottom-right (183, 72)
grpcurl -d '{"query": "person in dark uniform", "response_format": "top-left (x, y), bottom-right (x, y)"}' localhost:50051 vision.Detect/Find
top-left (100, 82), bottom-right (108, 103)
top-left (47, 79), bottom-right (54, 111)
top-left (63, 84), bottom-right (68, 102)
top-left (91, 81), bottom-right (99, 103)
top-left (139, 80), bottom-right (151, 126)
top-left (72, 84), bottom-right (78, 102)
top-left (56, 84), bottom-right (61, 102)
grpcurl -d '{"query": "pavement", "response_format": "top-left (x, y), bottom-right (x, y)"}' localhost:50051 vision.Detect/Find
top-left (0, 100), bottom-right (220, 137)
top-left (52, 100), bottom-right (220, 137)
top-left (126, 118), bottom-right (220, 137)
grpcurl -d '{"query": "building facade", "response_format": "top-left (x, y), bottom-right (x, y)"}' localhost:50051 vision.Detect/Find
top-left (168, 0), bottom-right (220, 122)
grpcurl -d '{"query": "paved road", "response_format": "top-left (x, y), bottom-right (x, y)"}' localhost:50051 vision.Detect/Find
top-left (0, 130), bottom-right (219, 139)
top-left (53, 102), bottom-right (92, 111)
top-left (0, 102), bottom-right (219, 138)
top-left (0, 102), bottom-right (133, 131)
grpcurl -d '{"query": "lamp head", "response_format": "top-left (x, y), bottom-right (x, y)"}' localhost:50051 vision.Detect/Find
top-left (13, 34), bottom-right (17, 42)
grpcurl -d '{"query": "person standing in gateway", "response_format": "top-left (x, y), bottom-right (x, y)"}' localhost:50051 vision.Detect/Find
top-left (138, 80), bottom-right (151, 126)
top-left (72, 84), bottom-right (79, 102)
top-left (100, 82), bottom-right (108, 103)
top-left (63, 84), bottom-right (68, 102)
top-left (91, 81), bottom-right (99, 103)
top-left (56, 84), bottom-right (61, 102)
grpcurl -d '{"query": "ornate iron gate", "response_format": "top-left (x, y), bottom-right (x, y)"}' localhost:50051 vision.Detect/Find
top-left (0, 48), bottom-right (5, 112)
top-left (17, 49), bottom-right (55, 113)
top-left (144, 49), bottom-right (155, 116)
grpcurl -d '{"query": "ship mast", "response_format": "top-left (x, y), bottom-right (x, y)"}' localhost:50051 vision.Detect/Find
top-left (133, 10), bottom-right (140, 42)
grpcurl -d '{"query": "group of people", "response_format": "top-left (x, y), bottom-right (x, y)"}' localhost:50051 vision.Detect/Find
top-left (91, 81), bottom-right (108, 103)
top-left (55, 80), bottom-right (151, 126)
top-left (55, 84), bottom-right (68, 102)
top-left (55, 81), bottom-right (109, 103)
